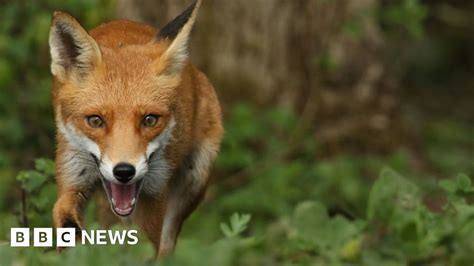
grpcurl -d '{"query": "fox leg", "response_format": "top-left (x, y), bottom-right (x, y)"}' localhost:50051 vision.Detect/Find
top-left (159, 142), bottom-right (218, 256)
top-left (135, 193), bottom-right (168, 258)
top-left (159, 183), bottom-right (207, 257)
top-left (52, 187), bottom-right (92, 240)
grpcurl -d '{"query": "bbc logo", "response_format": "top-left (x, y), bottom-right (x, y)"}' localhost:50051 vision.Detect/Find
top-left (10, 228), bottom-right (76, 247)
top-left (10, 227), bottom-right (139, 247)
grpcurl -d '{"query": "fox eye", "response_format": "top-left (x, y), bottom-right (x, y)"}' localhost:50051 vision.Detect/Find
top-left (87, 115), bottom-right (104, 128)
top-left (143, 114), bottom-right (159, 127)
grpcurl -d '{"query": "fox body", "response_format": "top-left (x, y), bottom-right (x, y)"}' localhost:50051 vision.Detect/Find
top-left (49, 0), bottom-right (222, 256)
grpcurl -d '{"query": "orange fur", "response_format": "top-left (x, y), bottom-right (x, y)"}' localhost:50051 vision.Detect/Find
top-left (50, 0), bottom-right (222, 257)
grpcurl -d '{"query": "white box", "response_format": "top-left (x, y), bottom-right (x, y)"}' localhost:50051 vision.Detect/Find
top-left (56, 228), bottom-right (76, 247)
top-left (10, 228), bottom-right (30, 247)
top-left (33, 228), bottom-right (53, 247)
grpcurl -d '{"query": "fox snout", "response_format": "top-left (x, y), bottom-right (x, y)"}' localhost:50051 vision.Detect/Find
top-left (98, 158), bottom-right (147, 216)
top-left (98, 152), bottom-right (152, 183)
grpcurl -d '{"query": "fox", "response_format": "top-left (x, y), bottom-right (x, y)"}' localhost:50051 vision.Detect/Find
top-left (48, 0), bottom-right (223, 257)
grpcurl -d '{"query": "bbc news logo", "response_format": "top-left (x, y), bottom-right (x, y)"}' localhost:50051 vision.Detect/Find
top-left (10, 228), bottom-right (138, 247)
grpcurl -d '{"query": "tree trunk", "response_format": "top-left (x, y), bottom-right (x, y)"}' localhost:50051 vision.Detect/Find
top-left (116, 0), bottom-right (407, 154)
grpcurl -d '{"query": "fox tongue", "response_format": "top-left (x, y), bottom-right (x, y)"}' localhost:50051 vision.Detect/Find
top-left (110, 183), bottom-right (136, 210)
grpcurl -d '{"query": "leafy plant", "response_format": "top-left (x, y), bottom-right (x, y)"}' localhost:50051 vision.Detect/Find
top-left (16, 158), bottom-right (56, 227)
top-left (220, 213), bottom-right (252, 238)
top-left (3, 154), bottom-right (474, 265)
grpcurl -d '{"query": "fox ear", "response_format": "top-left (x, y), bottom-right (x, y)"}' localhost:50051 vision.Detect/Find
top-left (49, 11), bottom-right (102, 81)
top-left (156, 0), bottom-right (201, 75)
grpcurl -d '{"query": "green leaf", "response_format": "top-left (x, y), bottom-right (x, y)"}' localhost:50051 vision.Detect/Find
top-left (456, 174), bottom-right (473, 192)
top-left (292, 201), bottom-right (364, 261)
top-left (220, 223), bottom-right (233, 238)
top-left (220, 213), bottom-right (252, 238)
top-left (293, 201), bottom-right (328, 242)
top-left (34, 158), bottom-right (55, 176)
top-left (439, 179), bottom-right (457, 194)
top-left (367, 168), bottom-right (420, 221)
top-left (16, 170), bottom-right (48, 192)
top-left (341, 236), bottom-right (363, 260)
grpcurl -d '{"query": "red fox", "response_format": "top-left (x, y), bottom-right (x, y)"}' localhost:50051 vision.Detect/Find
top-left (49, 0), bottom-right (222, 256)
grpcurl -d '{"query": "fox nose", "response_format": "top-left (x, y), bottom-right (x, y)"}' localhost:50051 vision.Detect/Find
top-left (113, 163), bottom-right (136, 183)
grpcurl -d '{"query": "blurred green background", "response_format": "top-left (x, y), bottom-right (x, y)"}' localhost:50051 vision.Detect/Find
top-left (0, 0), bottom-right (473, 265)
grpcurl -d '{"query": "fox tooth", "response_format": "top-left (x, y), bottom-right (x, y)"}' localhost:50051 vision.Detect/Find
top-left (131, 197), bottom-right (136, 205)
top-left (111, 198), bottom-right (116, 206)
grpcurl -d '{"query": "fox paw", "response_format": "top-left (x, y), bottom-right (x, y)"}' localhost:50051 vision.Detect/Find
top-left (62, 218), bottom-right (82, 236)
top-left (56, 217), bottom-right (83, 253)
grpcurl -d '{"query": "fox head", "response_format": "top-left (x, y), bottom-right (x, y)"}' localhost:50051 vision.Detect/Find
top-left (49, 1), bottom-right (201, 216)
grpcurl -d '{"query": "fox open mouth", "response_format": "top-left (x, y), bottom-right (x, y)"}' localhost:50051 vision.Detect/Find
top-left (101, 179), bottom-right (143, 216)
